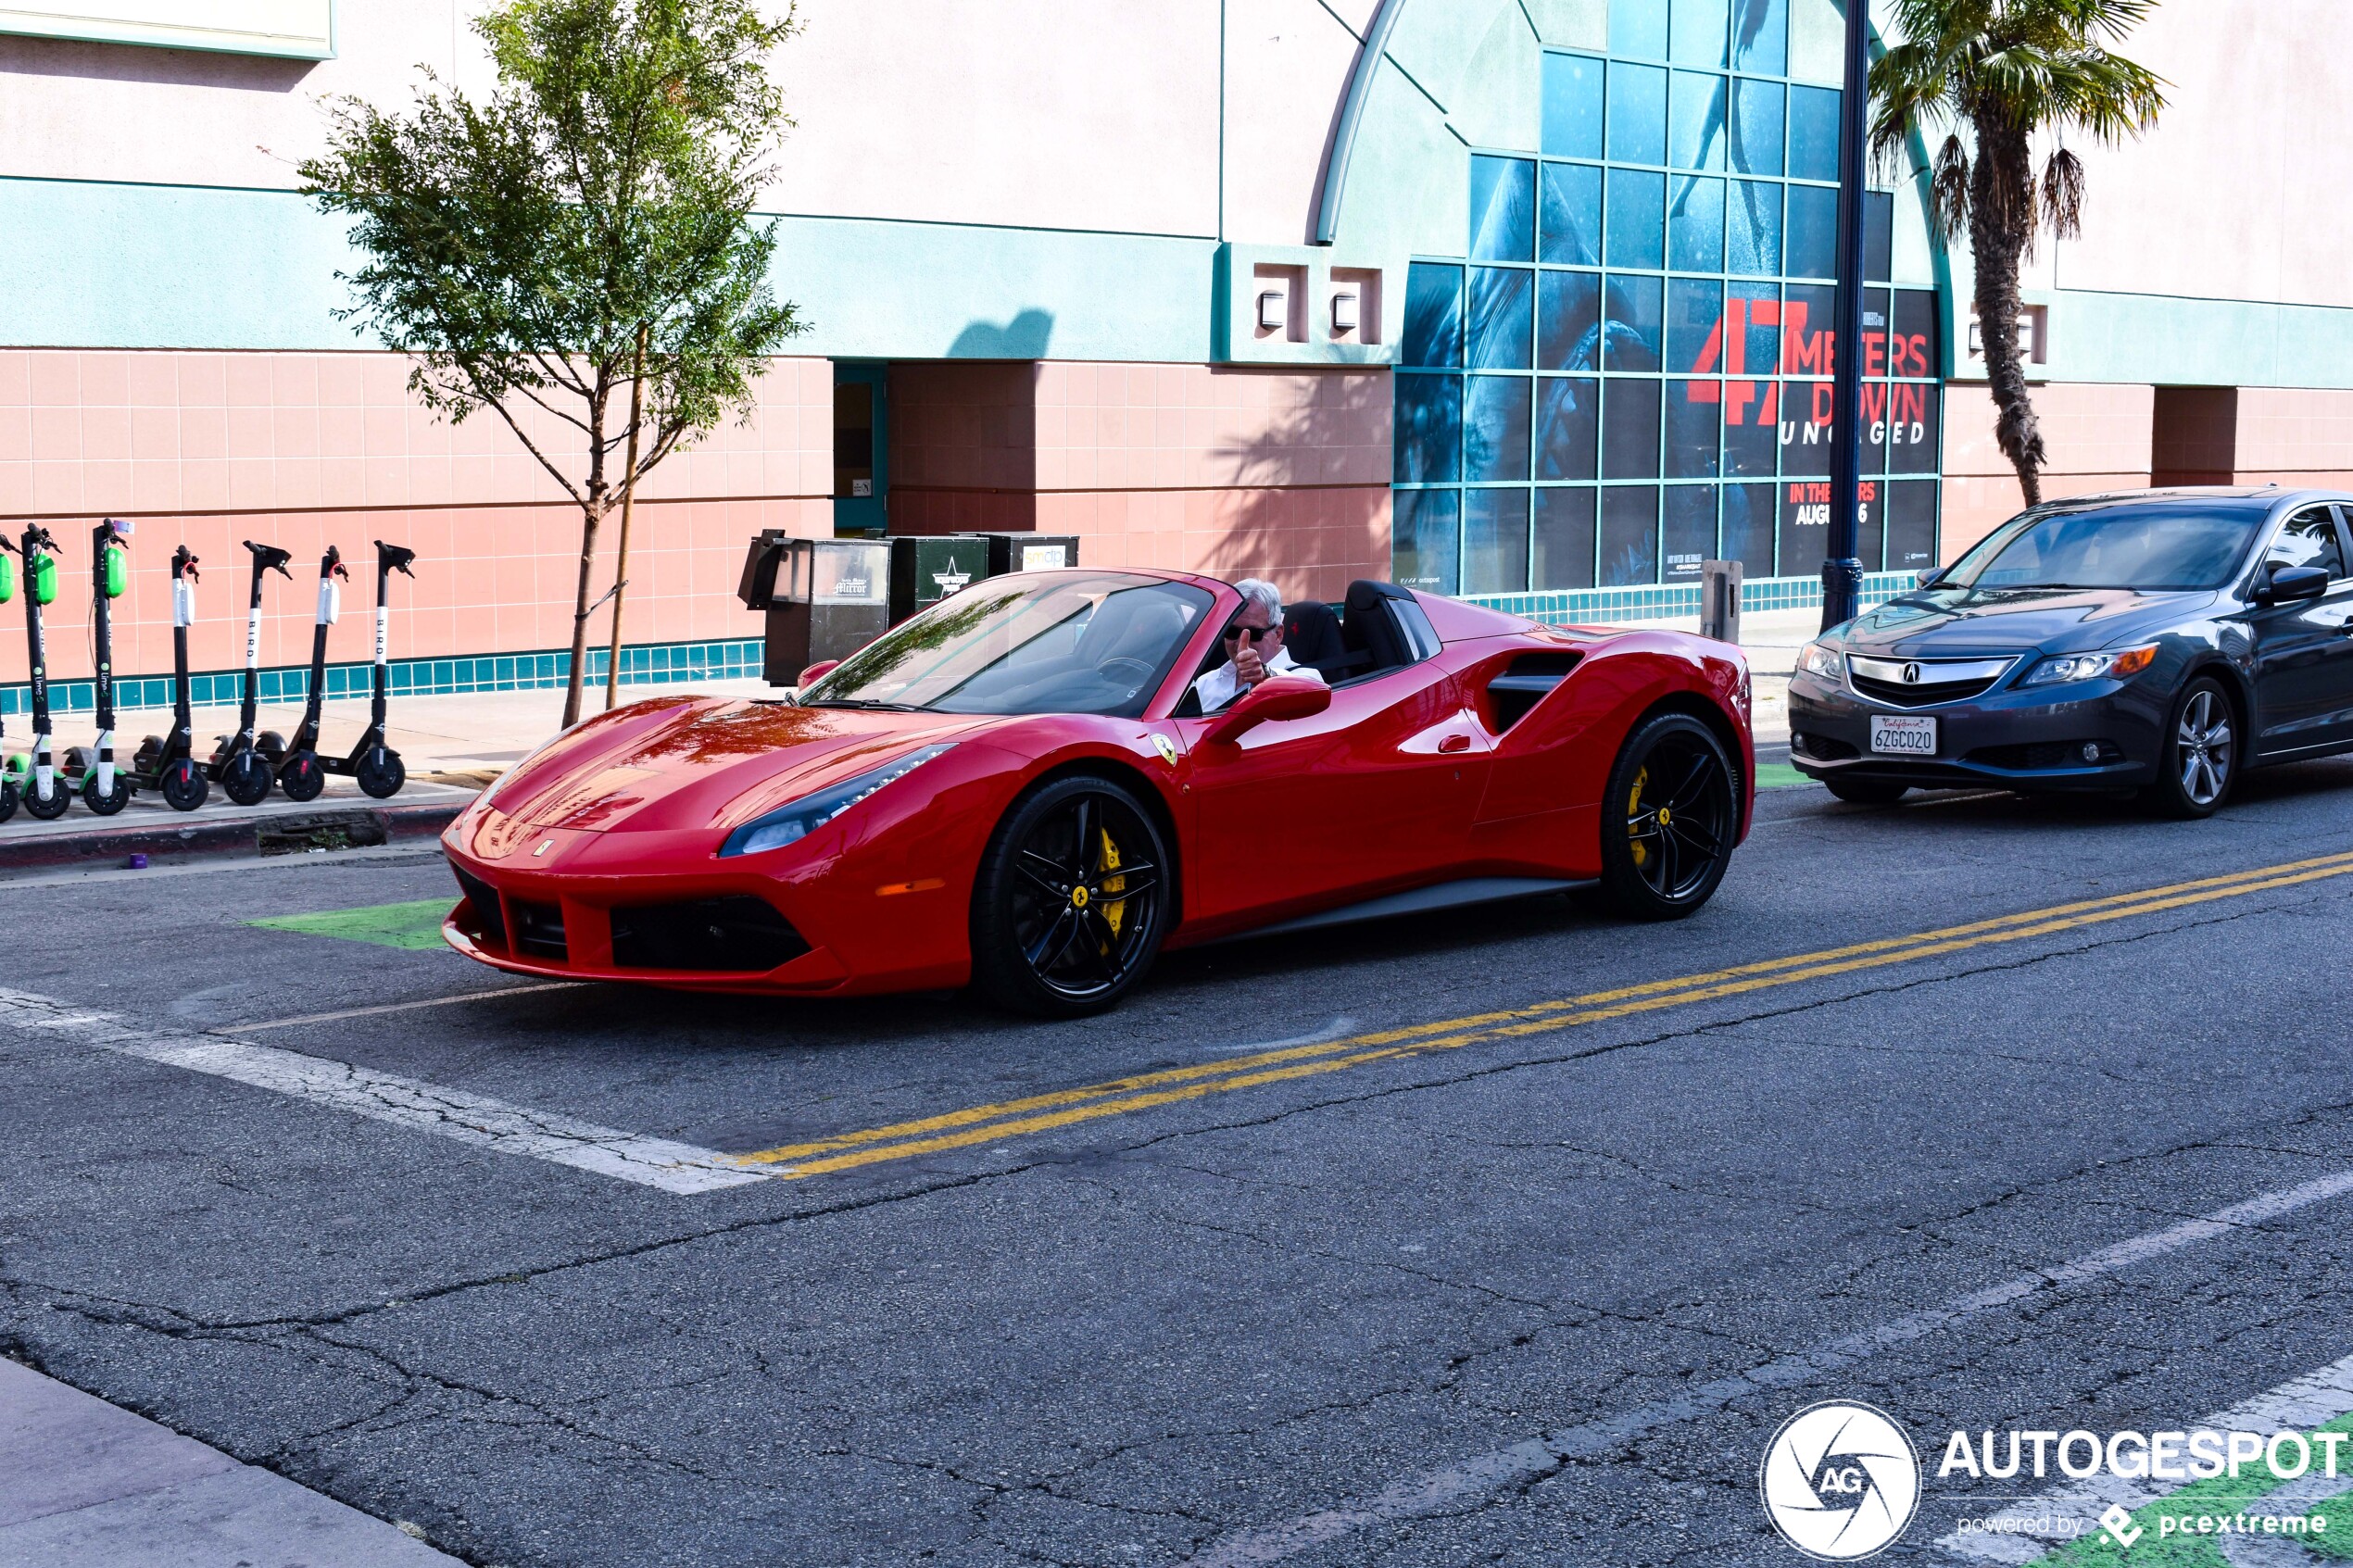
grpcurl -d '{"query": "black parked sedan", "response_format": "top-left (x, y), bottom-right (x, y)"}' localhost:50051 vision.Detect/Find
top-left (1789, 487), bottom-right (2353, 818)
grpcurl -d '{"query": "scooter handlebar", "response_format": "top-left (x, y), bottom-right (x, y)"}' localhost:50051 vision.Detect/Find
top-left (245, 540), bottom-right (294, 577)
top-left (374, 540), bottom-right (418, 577)
top-left (321, 544), bottom-right (349, 581)
top-left (172, 545), bottom-right (199, 583)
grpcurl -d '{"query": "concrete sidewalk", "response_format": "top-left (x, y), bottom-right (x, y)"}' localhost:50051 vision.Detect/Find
top-left (0, 1357), bottom-right (459, 1568)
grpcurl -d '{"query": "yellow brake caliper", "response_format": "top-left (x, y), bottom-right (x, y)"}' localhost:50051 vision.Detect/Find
top-left (1098, 829), bottom-right (1126, 937)
top-left (1628, 765), bottom-right (1650, 869)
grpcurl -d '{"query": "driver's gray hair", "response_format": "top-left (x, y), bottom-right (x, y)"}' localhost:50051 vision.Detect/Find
top-left (1232, 578), bottom-right (1284, 625)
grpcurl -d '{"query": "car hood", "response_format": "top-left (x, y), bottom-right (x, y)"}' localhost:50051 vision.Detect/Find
top-left (1838, 587), bottom-right (2215, 657)
top-left (477, 696), bottom-right (996, 840)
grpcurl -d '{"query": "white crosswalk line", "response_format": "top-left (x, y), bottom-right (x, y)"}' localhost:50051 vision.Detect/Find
top-left (0, 986), bottom-right (771, 1195)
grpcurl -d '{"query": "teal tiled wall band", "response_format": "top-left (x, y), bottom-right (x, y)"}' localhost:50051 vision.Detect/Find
top-left (0, 637), bottom-right (766, 718)
top-left (1466, 572), bottom-right (1919, 627)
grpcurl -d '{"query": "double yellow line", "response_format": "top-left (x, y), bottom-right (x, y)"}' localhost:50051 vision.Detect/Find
top-left (733, 849), bottom-right (2353, 1180)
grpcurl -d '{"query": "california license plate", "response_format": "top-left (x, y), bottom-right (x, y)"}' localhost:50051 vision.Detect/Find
top-left (1869, 715), bottom-right (1938, 756)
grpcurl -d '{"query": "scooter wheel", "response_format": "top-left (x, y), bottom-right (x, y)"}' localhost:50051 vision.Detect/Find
top-left (0, 778), bottom-right (17, 823)
top-left (356, 747), bottom-right (406, 799)
top-left (63, 746), bottom-right (93, 776)
top-left (278, 751), bottom-right (325, 803)
top-left (160, 759), bottom-right (208, 812)
top-left (21, 776), bottom-right (72, 821)
top-left (221, 752), bottom-right (273, 807)
top-left (81, 770), bottom-right (132, 816)
top-left (257, 731), bottom-right (287, 764)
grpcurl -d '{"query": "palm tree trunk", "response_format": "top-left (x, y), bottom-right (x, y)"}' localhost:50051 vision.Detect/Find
top-left (1968, 119), bottom-right (2048, 507)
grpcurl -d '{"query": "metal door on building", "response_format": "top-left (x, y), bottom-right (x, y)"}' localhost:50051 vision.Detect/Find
top-left (833, 361), bottom-right (887, 536)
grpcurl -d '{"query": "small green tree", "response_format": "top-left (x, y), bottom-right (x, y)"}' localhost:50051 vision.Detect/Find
top-left (300, 0), bottom-right (804, 726)
top-left (1872, 0), bottom-right (2165, 507)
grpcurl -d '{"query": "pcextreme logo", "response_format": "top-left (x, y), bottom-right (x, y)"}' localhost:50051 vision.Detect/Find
top-left (1759, 1400), bottom-right (1922, 1560)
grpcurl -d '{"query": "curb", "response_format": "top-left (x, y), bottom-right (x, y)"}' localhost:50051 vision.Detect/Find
top-left (0, 801), bottom-right (463, 872)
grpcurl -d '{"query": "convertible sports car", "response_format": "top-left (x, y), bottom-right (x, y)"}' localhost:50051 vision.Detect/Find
top-left (442, 570), bottom-right (1755, 1014)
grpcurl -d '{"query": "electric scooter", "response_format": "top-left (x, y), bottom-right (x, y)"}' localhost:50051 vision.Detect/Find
top-left (276, 545), bottom-right (350, 802)
top-left (0, 537), bottom-right (18, 822)
top-left (62, 519), bottom-right (133, 814)
top-left (14, 526), bottom-right (69, 820)
top-left (127, 546), bottom-right (209, 811)
top-left (207, 540), bottom-right (292, 807)
top-left (309, 540), bottom-right (417, 799)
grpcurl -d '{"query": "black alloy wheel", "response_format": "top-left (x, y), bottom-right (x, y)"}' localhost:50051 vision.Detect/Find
top-left (973, 774), bottom-right (1170, 1017)
top-left (278, 750), bottom-right (326, 802)
top-left (2144, 675), bottom-right (2237, 819)
top-left (159, 758), bottom-right (208, 812)
top-left (220, 750), bottom-right (273, 807)
top-left (1598, 712), bottom-right (1739, 920)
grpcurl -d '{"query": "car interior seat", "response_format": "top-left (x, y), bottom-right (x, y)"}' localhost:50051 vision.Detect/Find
top-left (1281, 600), bottom-right (1371, 683)
top-left (1340, 580), bottom-right (1416, 677)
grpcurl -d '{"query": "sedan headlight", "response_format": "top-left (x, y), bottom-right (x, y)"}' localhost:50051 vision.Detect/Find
top-left (1797, 640), bottom-right (1844, 682)
top-left (2020, 645), bottom-right (2158, 687)
top-left (719, 745), bottom-right (955, 859)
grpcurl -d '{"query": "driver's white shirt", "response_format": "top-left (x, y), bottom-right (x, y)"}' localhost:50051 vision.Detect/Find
top-left (1191, 646), bottom-right (1326, 713)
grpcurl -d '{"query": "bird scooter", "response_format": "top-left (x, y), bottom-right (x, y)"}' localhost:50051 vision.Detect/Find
top-left (207, 541), bottom-right (292, 807)
top-left (126, 546), bottom-right (209, 811)
top-left (13, 525), bottom-right (69, 820)
top-left (62, 519), bottom-right (133, 815)
top-left (276, 545), bottom-right (351, 802)
top-left (316, 540), bottom-right (415, 799)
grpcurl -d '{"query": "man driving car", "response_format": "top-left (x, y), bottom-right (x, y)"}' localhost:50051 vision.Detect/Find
top-left (1191, 578), bottom-right (1327, 712)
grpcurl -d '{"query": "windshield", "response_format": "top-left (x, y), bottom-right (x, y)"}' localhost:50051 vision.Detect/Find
top-left (804, 572), bottom-right (1214, 717)
top-left (1941, 501), bottom-right (2262, 592)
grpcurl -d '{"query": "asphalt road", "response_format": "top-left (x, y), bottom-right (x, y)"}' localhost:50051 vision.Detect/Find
top-left (7, 760), bottom-right (2353, 1567)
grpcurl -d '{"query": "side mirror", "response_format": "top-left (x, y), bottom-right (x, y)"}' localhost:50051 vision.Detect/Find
top-left (1202, 675), bottom-right (1331, 746)
top-left (1915, 567), bottom-right (1944, 589)
top-left (2260, 564), bottom-right (2330, 605)
top-left (797, 659), bottom-right (840, 689)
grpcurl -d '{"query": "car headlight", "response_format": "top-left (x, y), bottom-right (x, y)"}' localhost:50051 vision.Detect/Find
top-left (2020, 645), bottom-right (2158, 687)
top-left (1797, 641), bottom-right (1844, 682)
top-left (719, 744), bottom-right (955, 859)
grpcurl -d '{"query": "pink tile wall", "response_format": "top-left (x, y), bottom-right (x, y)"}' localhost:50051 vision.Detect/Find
top-left (0, 348), bottom-right (836, 685)
top-left (1938, 383), bottom-right (2158, 558)
top-left (2234, 386), bottom-right (2353, 479)
top-left (0, 349), bottom-right (834, 520)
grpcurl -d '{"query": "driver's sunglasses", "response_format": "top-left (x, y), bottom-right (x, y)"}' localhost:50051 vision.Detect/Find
top-left (1222, 623), bottom-right (1273, 643)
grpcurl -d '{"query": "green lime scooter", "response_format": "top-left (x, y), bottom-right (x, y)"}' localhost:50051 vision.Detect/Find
top-left (206, 541), bottom-right (292, 807)
top-left (62, 519), bottom-right (133, 815)
top-left (10, 525), bottom-right (69, 820)
top-left (0, 536), bottom-right (18, 822)
top-left (124, 545), bottom-right (209, 811)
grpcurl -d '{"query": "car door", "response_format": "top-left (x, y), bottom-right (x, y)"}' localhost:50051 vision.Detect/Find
top-left (2249, 504), bottom-right (2353, 756)
top-left (1175, 631), bottom-right (1490, 930)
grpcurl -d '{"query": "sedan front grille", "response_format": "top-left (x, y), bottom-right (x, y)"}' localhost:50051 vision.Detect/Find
top-left (1847, 654), bottom-right (2017, 709)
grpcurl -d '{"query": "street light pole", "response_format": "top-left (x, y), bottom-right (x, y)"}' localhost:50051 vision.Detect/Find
top-left (1820, 0), bottom-right (1871, 633)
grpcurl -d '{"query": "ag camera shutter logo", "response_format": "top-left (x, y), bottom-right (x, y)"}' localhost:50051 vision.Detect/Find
top-left (1759, 1400), bottom-right (1921, 1560)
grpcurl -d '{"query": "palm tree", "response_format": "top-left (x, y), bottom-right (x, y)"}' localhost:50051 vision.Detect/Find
top-left (1870, 0), bottom-right (2166, 506)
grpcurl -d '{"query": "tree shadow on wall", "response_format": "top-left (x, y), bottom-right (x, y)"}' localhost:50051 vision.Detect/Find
top-left (948, 309), bottom-right (1053, 359)
top-left (1198, 368), bottom-right (1390, 607)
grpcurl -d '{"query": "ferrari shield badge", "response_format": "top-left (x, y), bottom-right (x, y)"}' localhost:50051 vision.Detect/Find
top-left (1151, 734), bottom-right (1178, 766)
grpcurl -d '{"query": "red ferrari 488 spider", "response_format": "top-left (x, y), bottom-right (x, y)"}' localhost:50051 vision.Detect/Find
top-left (442, 570), bottom-right (1753, 1015)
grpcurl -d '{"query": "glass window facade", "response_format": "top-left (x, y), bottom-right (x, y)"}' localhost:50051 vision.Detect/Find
top-left (1395, 10), bottom-right (1944, 595)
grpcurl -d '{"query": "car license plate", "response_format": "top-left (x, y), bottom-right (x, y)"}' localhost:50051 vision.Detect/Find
top-left (1869, 715), bottom-right (1937, 757)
